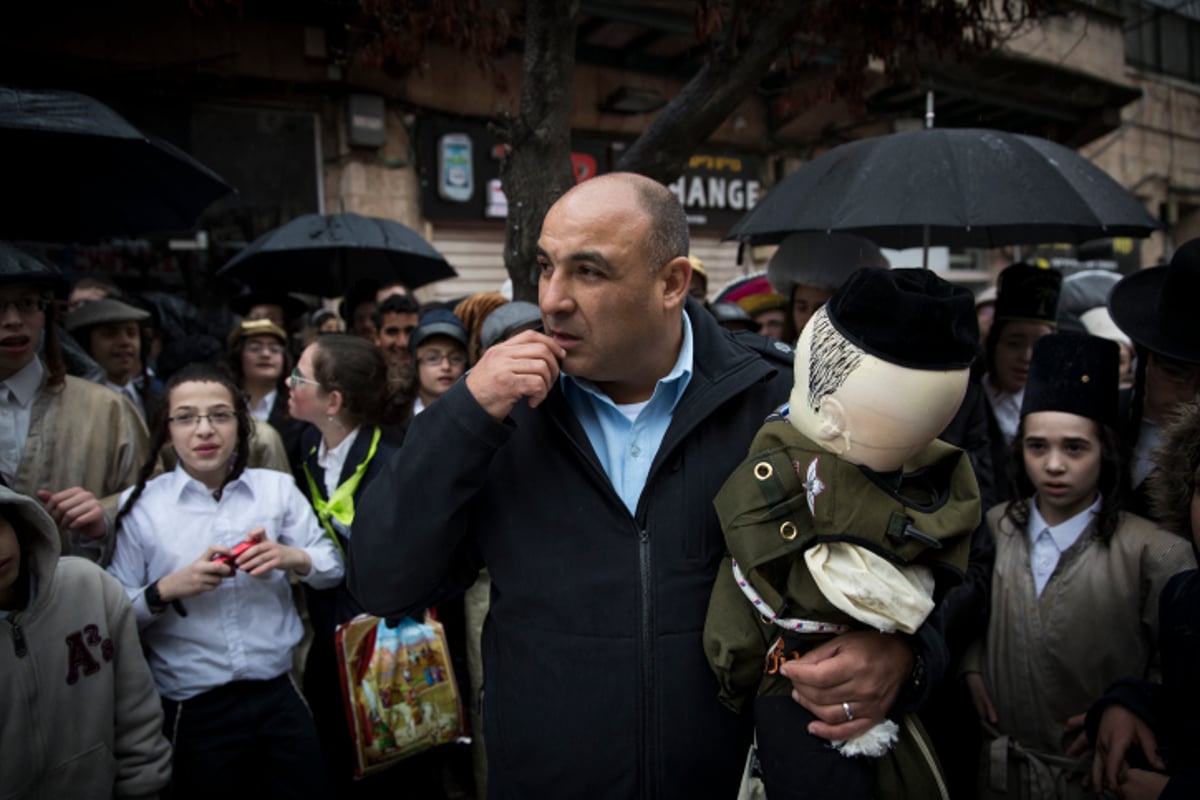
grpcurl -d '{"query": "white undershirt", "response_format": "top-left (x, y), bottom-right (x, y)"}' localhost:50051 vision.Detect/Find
top-left (316, 427), bottom-right (361, 501)
top-left (249, 388), bottom-right (277, 423)
top-left (982, 374), bottom-right (1023, 444)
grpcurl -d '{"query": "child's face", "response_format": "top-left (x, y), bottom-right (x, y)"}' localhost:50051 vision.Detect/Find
top-left (240, 334), bottom-right (285, 384)
top-left (1022, 410), bottom-right (1102, 525)
top-left (416, 336), bottom-right (466, 405)
top-left (286, 343), bottom-right (327, 424)
top-left (168, 381), bottom-right (239, 491)
top-left (0, 515), bottom-right (21, 610)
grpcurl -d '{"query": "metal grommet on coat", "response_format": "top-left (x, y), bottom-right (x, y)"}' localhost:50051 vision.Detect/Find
top-left (754, 462), bottom-right (774, 480)
top-left (779, 521), bottom-right (798, 540)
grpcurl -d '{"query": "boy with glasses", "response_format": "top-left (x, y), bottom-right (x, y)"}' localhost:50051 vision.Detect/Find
top-left (0, 243), bottom-right (150, 561)
top-left (408, 309), bottom-right (469, 416)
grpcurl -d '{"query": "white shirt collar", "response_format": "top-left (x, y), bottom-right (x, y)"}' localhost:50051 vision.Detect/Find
top-left (249, 388), bottom-right (277, 422)
top-left (317, 427), bottom-right (360, 479)
top-left (981, 373), bottom-right (1023, 442)
top-left (1028, 494), bottom-right (1101, 552)
top-left (169, 463), bottom-right (251, 502)
top-left (1, 357), bottom-right (44, 406)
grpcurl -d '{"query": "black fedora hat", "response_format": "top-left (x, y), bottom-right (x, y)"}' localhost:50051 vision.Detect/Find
top-left (229, 288), bottom-right (310, 322)
top-left (1108, 238), bottom-right (1200, 364)
top-left (0, 242), bottom-right (68, 297)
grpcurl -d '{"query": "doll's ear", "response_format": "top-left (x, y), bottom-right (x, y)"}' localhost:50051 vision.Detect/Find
top-left (815, 397), bottom-right (849, 453)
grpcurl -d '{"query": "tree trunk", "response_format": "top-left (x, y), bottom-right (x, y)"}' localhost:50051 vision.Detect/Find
top-left (616, 0), bottom-right (811, 184)
top-left (498, 0), bottom-right (580, 302)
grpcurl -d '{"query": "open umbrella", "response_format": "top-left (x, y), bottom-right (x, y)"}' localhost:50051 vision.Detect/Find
top-left (216, 212), bottom-right (457, 296)
top-left (0, 86), bottom-right (233, 242)
top-left (726, 128), bottom-right (1159, 249)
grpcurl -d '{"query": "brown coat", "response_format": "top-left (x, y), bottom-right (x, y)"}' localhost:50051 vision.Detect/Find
top-left (968, 503), bottom-right (1196, 798)
top-left (12, 375), bottom-right (150, 560)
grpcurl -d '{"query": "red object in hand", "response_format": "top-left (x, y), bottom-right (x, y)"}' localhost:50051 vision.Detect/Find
top-left (211, 539), bottom-right (255, 567)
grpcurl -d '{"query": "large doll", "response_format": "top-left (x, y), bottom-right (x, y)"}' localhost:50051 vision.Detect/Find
top-left (704, 268), bottom-right (982, 800)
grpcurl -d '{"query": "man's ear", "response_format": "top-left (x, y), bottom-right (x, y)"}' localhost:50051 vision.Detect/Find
top-left (815, 396), bottom-right (850, 454)
top-left (660, 256), bottom-right (691, 310)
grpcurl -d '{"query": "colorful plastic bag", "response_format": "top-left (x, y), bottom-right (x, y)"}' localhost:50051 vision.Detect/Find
top-left (335, 613), bottom-right (465, 778)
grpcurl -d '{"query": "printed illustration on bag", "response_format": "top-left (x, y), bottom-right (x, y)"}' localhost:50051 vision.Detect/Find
top-left (337, 614), bottom-right (464, 776)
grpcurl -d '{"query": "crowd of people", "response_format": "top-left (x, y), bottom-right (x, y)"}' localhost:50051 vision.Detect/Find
top-left (2, 172), bottom-right (1199, 799)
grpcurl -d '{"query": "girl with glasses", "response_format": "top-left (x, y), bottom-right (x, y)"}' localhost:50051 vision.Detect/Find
top-left (288, 335), bottom-right (447, 794)
top-left (106, 364), bottom-right (344, 800)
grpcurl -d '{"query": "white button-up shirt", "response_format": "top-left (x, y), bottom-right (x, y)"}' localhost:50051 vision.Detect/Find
top-left (107, 466), bottom-right (343, 700)
top-left (248, 388), bottom-right (277, 423)
top-left (317, 426), bottom-right (361, 501)
top-left (982, 373), bottom-right (1023, 445)
top-left (1027, 495), bottom-right (1101, 597)
top-left (0, 358), bottom-right (43, 485)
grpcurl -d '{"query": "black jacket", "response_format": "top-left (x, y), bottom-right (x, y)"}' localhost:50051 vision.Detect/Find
top-left (1086, 569), bottom-right (1200, 800)
top-left (349, 303), bottom-right (944, 799)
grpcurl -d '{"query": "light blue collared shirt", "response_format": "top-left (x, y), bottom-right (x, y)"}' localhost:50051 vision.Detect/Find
top-left (562, 312), bottom-right (695, 515)
top-left (1027, 493), bottom-right (1101, 597)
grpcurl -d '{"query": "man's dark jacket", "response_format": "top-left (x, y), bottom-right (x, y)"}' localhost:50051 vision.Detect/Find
top-left (348, 302), bottom-right (943, 799)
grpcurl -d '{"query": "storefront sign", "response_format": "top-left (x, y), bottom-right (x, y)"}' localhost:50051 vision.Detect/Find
top-left (418, 116), bottom-right (762, 231)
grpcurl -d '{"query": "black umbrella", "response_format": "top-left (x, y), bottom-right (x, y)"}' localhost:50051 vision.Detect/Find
top-left (0, 86), bottom-right (233, 242)
top-left (727, 128), bottom-right (1160, 249)
top-left (216, 212), bottom-right (457, 296)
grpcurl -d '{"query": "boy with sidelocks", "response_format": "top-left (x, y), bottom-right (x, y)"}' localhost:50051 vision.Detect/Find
top-left (705, 268), bottom-right (981, 799)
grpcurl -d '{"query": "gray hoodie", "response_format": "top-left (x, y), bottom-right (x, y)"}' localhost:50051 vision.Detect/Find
top-left (0, 486), bottom-right (171, 799)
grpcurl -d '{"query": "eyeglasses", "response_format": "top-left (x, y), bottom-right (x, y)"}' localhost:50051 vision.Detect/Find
top-left (167, 411), bottom-right (237, 428)
top-left (0, 297), bottom-right (49, 316)
top-left (289, 368), bottom-right (320, 391)
top-left (1149, 355), bottom-right (1200, 387)
top-left (418, 351), bottom-right (468, 367)
top-left (245, 341), bottom-right (284, 355)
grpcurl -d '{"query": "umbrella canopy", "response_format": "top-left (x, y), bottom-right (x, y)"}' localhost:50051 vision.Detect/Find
top-left (0, 86), bottom-right (233, 242)
top-left (727, 128), bottom-right (1159, 249)
top-left (713, 271), bottom-right (774, 304)
top-left (216, 212), bottom-right (457, 296)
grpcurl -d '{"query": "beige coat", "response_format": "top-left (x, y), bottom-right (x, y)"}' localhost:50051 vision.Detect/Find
top-left (967, 504), bottom-right (1196, 799)
top-left (13, 375), bottom-right (150, 560)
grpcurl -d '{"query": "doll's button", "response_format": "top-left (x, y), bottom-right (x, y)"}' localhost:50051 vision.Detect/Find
top-left (779, 521), bottom-right (798, 540)
top-left (754, 462), bottom-right (774, 480)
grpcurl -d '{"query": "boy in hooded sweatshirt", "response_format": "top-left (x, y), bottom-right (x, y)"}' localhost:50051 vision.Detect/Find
top-left (0, 485), bottom-right (171, 798)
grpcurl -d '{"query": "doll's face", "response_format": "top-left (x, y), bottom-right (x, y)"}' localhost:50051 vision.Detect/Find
top-left (788, 307), bottom-right (969, 471)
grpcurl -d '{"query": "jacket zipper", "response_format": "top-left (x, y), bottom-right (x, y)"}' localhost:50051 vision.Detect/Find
top-left (10, 617), bottom-right (27, 657)
top-left (546, 350), bottom-right (778, 798)
top-left (638, 526), bottom-right (654, 800)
